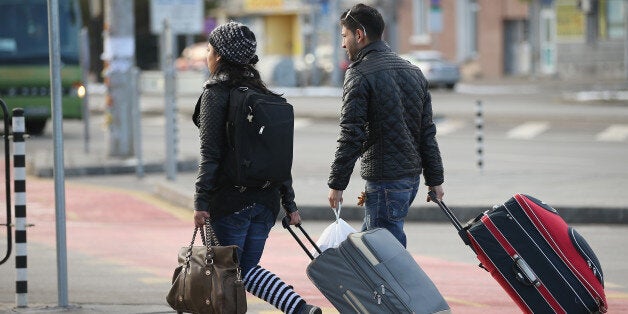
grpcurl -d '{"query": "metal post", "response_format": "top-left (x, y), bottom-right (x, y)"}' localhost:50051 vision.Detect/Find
top-left (476, 100), bottom-right (484, 172)
top-left (585, 0), bottom-right (599, 47)
top-left (103, 0), bottom-right (136, 157)
top-left (12, 109), bottom-right (27, 307)
top-left (528, 0), bottom-right (540, 78)
top-left (163, 20), bottom-right (178, 181)
top-left (131, 67), bottom-right (144, 178)
top-left (330, 0), bottom-right (342, 87)
top-left (47, 0), bottom-right (69, 307)
top-left (79, 28), bottom-right (91, 154)
top-left (310, 1), bottom-right (320, 86)
top-left (0, 99), bottom-right (12, 267)
top-left (624, 1), bottom-right (628, 80)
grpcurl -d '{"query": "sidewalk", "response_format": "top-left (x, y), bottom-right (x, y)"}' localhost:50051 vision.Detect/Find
top-left (1, 174), bottom-right (627, 313)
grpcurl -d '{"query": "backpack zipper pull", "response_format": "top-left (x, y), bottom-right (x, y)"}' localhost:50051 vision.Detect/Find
top-left (247, 106), bottom-right (253, 122)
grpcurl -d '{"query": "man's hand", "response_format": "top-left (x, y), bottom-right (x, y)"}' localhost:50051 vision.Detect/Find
top-left (427, 185), bottom-right (444, 202)
top-left (287, 211), bottom-right (302, 225)
top-left (194, 210), bottom-right (210, 228)
top-left (328, 189), bottom-right (344, 210)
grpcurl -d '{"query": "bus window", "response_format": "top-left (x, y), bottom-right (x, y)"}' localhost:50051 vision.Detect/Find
top-left (0, 0), bottom-right (83, 135)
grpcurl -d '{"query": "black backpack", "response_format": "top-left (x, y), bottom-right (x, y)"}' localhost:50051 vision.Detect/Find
top-left (223, 87), bottom-right (294, 188)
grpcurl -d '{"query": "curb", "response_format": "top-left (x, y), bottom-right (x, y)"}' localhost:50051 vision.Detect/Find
top-left (27, 159), bottom-right (198, 178)
top-left (152, 180), bottom-right (628, 225)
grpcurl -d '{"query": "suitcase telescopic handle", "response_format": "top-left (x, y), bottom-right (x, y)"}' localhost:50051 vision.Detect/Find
top-left (281, 216), bottom-right (322, 260)
top-left (428, 191), bottom-right (464, 232)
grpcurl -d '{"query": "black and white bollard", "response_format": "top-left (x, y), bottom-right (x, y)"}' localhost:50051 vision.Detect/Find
top-left (12, 109), bottom-right (27, 307)
top-left (476, 100), bottom-right (484, 172)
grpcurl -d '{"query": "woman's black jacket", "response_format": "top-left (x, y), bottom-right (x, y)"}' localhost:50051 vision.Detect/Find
top-left (192, 78), bottom-right (298, 220)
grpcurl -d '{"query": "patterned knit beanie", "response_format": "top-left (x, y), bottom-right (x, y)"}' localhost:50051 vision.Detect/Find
top-left (208, 21), bottom-right (258, 65)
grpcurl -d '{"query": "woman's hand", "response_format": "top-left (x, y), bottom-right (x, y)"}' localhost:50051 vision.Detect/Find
top-left (194, 210), bottom-right (210, 228)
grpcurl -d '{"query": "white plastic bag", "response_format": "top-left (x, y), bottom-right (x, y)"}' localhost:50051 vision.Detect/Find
top-left (315, 204), bottom-right (357, 255)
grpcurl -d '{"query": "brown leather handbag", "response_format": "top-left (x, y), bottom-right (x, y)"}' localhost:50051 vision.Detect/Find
top-left (166, 221), bottom-right (247, 314)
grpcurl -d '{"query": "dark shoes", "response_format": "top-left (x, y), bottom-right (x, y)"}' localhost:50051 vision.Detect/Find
top-left (299, 303), bottom-right (322, 314)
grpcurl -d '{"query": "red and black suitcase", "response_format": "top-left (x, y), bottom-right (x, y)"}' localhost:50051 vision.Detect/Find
top-left (429, 192), bottom-right (607, 313)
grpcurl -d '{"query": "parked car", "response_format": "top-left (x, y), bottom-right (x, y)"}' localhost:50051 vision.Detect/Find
top-left (175, 42), bottom-right (207, 72)
top-left (400, 50), bottom-right (460, 89)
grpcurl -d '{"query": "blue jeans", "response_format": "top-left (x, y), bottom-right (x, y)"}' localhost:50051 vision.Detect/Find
top-left (210, 203), bottom-right (275, 275)
top-left (362, 176), bottom-right (421, 247)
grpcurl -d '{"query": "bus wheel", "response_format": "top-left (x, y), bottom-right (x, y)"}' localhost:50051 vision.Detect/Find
top-left (25, 119), bottom-right (47, 135)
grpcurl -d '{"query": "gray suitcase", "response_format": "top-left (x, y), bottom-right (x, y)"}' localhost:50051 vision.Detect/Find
top-left (282, 217), bottom-right (450, 314)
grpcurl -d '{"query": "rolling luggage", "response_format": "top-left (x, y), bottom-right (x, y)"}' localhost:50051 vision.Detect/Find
top-left (429, 192), bottom-right (607, 313)
top-left (282, 217), bottom-right (450, 314)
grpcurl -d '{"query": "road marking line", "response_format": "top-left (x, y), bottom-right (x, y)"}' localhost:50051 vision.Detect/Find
top-left (606, 292), bottom-right (628, 299)
top-left (604, 282), bottom-right (623, 289)
top-left (596, 124), bottom-right (628, 142)
top-left (444, 296), bottom-right (487, 307)
top-left (507, 121), bottom-right (549, 139)
top-left (436, 119), bottom-right (465, 135)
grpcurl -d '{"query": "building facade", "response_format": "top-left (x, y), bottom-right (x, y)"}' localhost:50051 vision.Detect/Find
top-left (394, 0), bottom-right (627, 80)
top-left (396, 0), bottom-right (529, 79)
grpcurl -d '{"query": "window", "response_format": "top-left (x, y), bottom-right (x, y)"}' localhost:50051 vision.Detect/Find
top-left (606, 0), bottom-right (625, 39)
top-left (410, 0), bottom-right (430, 44)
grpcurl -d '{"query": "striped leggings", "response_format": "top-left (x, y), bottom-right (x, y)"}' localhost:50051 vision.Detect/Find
top-left (244, 265), bottom-right (305, 314)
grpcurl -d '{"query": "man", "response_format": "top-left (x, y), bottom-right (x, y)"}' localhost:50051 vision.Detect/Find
top-left (327, 3), bottom-right (445, 247)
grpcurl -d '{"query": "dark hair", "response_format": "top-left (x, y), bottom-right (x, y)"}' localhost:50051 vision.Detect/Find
top-left (340, 3), bottom-right (385, 41)
top-left (212, 60), bottom-right (276, 95)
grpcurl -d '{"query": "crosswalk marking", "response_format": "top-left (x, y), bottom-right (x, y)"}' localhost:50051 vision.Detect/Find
top-left (507, 121), bottom-right (549, 139)
top-left (596, 124), bottom-right (628, 142)
top-left (436, 119), bottom-right (465, 135)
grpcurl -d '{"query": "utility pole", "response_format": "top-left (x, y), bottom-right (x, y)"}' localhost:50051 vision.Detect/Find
top-left (378, 0), bottom-right (398, 52)
top-left (584, 0), bottom-right (599, 47)
top-left (624, 1), bottom-right (628, 80)
top-left (47, 0), bottom-right (69, 307)
top-left (330, 0), bottom-right (342, 87)
top-left (528, 0), bottom-right (541, 78)
top-left (103, 0), bottom-right (136, 157)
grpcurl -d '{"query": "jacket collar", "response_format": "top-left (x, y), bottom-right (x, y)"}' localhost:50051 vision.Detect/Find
top-left (352, 40), bottom-right (391, 66)
top-left (203, 73), bottom-right (229, 88)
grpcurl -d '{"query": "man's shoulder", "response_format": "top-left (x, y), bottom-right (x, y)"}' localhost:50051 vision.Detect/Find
top-left (350, 52), bottom-right (420, 78)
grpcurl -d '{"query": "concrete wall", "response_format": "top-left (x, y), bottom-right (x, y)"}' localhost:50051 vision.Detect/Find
top-left (557, 41), bottom-right (626, 79)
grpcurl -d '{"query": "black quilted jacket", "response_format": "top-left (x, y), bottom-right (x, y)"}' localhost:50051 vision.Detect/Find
top-left (192, 77), bottom-right (298, 220)
top-left (328, 41), bottom-right (444, 190)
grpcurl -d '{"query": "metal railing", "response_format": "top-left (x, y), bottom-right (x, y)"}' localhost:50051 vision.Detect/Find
top-left (0, 98), bottom-right (12, 265)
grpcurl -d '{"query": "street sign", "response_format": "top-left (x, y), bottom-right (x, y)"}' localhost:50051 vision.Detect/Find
top-left (150, 0), bottom-right (204, 35)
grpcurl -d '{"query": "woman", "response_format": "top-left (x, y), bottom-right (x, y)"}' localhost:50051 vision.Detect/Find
top-left (192, 21), bottom-right (321, 314)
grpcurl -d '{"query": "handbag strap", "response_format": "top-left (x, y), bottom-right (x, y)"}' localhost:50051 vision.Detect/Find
top-left (186, 219), bottom-right (222, 265)
top-left (203, 218), bottom-right (221, 246)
